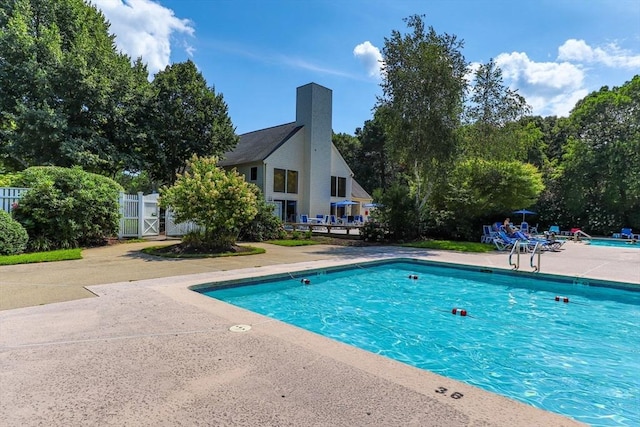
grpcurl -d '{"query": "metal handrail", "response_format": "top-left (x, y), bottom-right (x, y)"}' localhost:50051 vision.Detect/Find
top-left (574, 230), bottom-right (593, 241)
top-left (530, 241), bottom-right (541, 272)
top-left (508, 239), bottom-right (520, 270)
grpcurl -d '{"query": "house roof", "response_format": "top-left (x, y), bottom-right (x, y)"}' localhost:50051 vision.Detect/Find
top-left (351, 179), bottom-right (372, 200)
top-left (218, 122), bottom-right (302, 166)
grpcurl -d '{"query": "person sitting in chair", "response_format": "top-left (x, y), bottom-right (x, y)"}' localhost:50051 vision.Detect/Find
top-left (503, 218), bottom-right (516, 236)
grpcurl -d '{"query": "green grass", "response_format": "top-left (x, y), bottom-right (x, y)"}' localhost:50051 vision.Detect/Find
top-left (401, 240), bottom-right (495, 253)
top-left (0, 248), bottom-right (83, 265)
top-left (141, 244), bottom-right (266, 258)
top-left (265, 239), bottom-right (321, 247)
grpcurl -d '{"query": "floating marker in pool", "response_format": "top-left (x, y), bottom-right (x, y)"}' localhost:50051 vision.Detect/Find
top-left (554, 296), bottom-right (569, 303)
top-left (301, 278), bottom-right (311, 285)
top-left (451, 308), bottom-right (468, 316)
top-left (408, 274), bottom-right (419, 280)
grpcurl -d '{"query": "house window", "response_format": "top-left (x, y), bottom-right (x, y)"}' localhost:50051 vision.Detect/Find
top-left (250, 167), bottom-right (257, 181)
top-left (337, 177), bottom-right (346, 198)
top-left (273, 168), bottom-right (298, 193)
top-left (273, 169), bottom-right (286, 192)
top-left (331, 176), bottom-right (347, 197)
top-left (287, 170), bottom-right (298, 194)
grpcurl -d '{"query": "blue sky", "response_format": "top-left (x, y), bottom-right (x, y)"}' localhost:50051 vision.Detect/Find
top-left (93, 0), bottom-right (640, 135)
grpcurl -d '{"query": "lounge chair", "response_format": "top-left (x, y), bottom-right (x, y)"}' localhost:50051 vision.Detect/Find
top-left (621, 228), bottom-right (634, 239)
top-left (481, 225), bottom-right (496, 243)
top-left (520, 222), bottom-right (529, 233)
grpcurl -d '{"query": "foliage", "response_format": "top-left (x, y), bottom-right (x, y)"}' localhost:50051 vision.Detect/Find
top-left (160, 156), bottom-right (258, 251)
top-left (113, 170), bottom-right (155, 194)
top-left (366, 184), bottom-right (419, 242)
top-left (148, 61), bottom-right (238, 186)
top-left (11, 166), bottom-right (122, 251)
top-left (462, 59), bottom-right (532, 161)
top-left (0, 210), bottom-right (28, 255)
top-left (426, 159), bottom-right (544, 240)
top-left (238, 187), bottom-right (285, 242)
top-left (0, 248), bottom-right (82, 265)
top-left (0, 173), bottom-right (21, 186)
top-left (401, 240), bottom-right (495, 253)
top-left (555, 76), bottom-right (640, 234)
top-left (352, 108), bottom-right (398, 194)
top-left (380, 14), bottom-right (467, 208)
top-left (0, 0), bottom-right (151, 174)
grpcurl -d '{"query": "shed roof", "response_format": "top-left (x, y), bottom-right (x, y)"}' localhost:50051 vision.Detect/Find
top-left (218, 122), bottom-right (302, 166)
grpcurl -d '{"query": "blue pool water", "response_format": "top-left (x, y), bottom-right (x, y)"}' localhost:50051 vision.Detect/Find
top-left (587, 238), bottom-right (640, 249)
top-left (198, 261), bottom-right (640, 426)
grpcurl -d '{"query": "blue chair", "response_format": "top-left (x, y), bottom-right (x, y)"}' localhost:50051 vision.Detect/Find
top-left (621, 228), bottom-right (633, 239)
top-left (481, 225), bottom-right (495, 243)
top-left (520, 222), bottom-right (529, 233)
top-left (549, 225), bottom-right (560, 235)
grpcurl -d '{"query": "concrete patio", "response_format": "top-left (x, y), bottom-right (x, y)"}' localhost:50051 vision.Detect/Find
top-left (1, 240), bottom-right (638, 426)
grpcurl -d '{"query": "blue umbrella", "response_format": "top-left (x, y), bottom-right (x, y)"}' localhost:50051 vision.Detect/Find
top-left (513, 209), bottom-right (536, 222)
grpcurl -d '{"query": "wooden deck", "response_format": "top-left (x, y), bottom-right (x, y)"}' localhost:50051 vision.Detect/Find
top-left (288, 222), bottom-right (363, 235)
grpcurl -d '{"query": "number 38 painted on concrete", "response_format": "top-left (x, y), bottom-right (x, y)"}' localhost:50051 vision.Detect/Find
top-left (435, 387), bottom-right (464, 399)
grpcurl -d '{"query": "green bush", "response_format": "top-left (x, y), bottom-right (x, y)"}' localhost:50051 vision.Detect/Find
top-left (0, 210), bottom-right (28, 255)
top-left (12, 166), bottom-right (123, 251)
top-left (367, 184), bottom-right (418, 242)
top-left (160, 156), bottom-right (258, 250)
top-left (238, 186), bottom-right (285, 242)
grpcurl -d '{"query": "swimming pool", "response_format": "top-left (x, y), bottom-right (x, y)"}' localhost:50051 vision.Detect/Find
top-left (196, 260), bottom-right (640, 426)
top-left (586, 238), bottom-right (640, 249)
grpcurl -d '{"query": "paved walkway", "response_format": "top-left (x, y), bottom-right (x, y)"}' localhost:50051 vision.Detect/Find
top-left (1, 240), bottom-right (638, 426)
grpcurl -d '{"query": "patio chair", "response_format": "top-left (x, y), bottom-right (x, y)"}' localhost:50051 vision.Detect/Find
top-left (621, 228), bottom-right (633, 239)
top-left (520, 222), bottom-right (529, 233)
top-left (548, 225), bottom-right (560, 235)
top-left (481, 225), bottom-right (495, 243)
top-left (298, 214), bottom-right (310, 231)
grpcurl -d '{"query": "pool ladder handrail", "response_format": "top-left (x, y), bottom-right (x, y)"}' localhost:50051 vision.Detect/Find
top-left (509, 240), bottom-right (542, 272)
top-left (573, 230), bottom-right (592, 242)
top-left (508, 239), bottom-right (521, 270)
top-left (530, 241), bottom-right (541, 272)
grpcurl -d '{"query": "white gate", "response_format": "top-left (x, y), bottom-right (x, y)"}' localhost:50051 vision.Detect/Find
top-left (118, 192), bottom-right (160, 238)
top-left (0, 187), bottom-right (29, 213)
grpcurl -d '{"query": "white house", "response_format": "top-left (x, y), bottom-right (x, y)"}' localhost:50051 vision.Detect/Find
top-left (219, 83), bottom-right (372, 222)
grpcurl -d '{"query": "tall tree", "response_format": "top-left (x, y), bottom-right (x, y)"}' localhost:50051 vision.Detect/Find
top-left (354, 108), bottom-right (396, 193)
top-left (380, 14), bottom-right (467, 209)
top-left (148, 60), bottom-right (238, 186)
top-left (0, 0), bottom-right (150, 174)
top-left (462, 59), bottom-right (532, 161)
top-left (560, 76), bottom-right (640, 233)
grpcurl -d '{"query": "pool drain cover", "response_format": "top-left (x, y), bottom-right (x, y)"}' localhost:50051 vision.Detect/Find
top-left (229, 324), bottom-right (251, 333)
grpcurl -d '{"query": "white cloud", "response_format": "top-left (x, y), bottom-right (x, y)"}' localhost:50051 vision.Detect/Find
top-left (353, 41), bottom-right (383, 78)
top-left (494, 51), bottom-right (587, 116)
top-left (91, 0), bottom-right (195, 75)
top-left (496, 52), bottom-right (585, 90)
top-left (558, 39), bottom-right (640, 68)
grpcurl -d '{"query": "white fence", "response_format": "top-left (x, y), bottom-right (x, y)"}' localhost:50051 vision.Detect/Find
top-left (0, 187), bottom-right (29, 213)
top-left (1, 187), bottom-right (196, 238)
